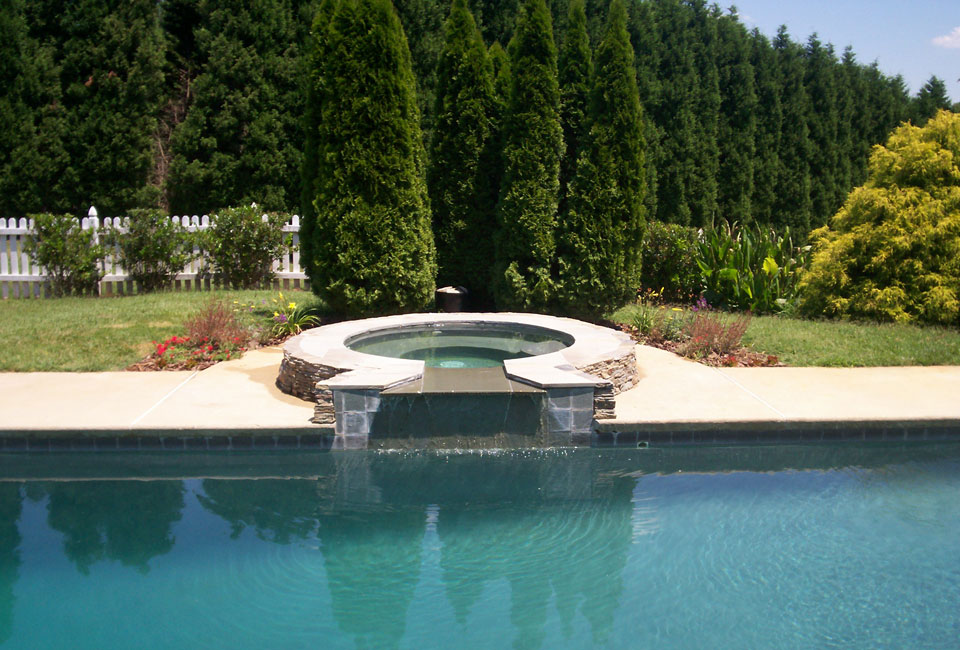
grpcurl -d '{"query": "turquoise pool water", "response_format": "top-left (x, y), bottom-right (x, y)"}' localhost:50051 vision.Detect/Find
top-left (346, 325), bottom-right (572, 368)
top-left (0, 444), bottom-right (958, 648)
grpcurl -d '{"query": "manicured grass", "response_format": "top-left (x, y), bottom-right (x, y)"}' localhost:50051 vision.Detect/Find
top-left (0, 289), bottom-right (323, 372)
top-left (742, 315), bottom-right (960, 367)
top-left (610, 304), bottom-right (960, 367)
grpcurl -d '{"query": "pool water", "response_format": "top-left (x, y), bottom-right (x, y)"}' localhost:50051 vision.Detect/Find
top-left (346, 325), bottom-right (571, 368)
top-left (0, 444), bottom-right (958, 649)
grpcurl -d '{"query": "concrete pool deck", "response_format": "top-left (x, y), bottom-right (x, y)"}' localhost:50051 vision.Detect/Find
top-left (0, 344), bottom-right (959, 442)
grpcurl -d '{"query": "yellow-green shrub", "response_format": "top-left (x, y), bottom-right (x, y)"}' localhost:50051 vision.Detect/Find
top-left (799, 110), bottom-right (960, 325)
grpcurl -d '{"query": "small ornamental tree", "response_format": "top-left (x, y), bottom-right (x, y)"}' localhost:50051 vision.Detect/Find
top-left (303, 0), bottom-right (435, 316)
top-left (556, 0), bottom-right (646, 316)
top-left (428, 0), bottom-right (497, 306)
top-left (799, 110), bottom-right (960, 325)
top-left (201, 205), bottom-right (289, 290)
top-left (25, 213), bottom-right (105, 296)
top-left (493, 0), bottom-right (562, 312)
top-left (102, 209), bottom-right (195, 292)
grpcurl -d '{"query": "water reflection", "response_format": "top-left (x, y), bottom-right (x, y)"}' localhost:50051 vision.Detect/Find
top-left (199, 479), bottom-right (320, 543)
top-left (0, 484), bottom-right (21, 644)
top-left (43, 481), bottom-right (184, 574)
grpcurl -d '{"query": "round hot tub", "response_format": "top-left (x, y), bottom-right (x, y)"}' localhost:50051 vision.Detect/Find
top-left (344, 323), bottom-right (574, 369)
top-left (276, 312), bottom-right (639, 405)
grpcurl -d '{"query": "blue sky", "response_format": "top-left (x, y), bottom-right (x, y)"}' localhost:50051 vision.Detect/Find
top-left (733, 0), bottom-right (959, 102)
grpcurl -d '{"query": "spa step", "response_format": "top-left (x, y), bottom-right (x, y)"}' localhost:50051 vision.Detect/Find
top-left (382, 367), bottom-right (543, 396)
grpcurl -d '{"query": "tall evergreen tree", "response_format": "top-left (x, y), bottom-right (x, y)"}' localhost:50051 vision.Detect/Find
top-left (686, 0), bottom-right (720, 226)
top-left (748, 28), bottom-right (781, 225)
top-left (49, 0), bottom-right (166, 216)
top-left (715, 9), bottom-right (756, 223)
top-left (803, 34), bottom-right (840, 226)
top-left (626, 0), bottom-right (660, 220)
top-left (428, 0), bottom-right (498, 305)
top-left (557, 0), bottom-right (646, 315)
top-left (650, 0), bottom-right (697, 225)
top-left (304, 0), bottom-right (436, 316)
top-left (557, 0), bottom-right (591, 216)
top-left (0, 0), bottom-right (68, 216)
top-left (773, 26), bottom-right (812, 232)
top-left (485, 40), bottom-right (511, 232)
top-left (167, 0), bottom-right (303, 214)
top-left (914, 76), bottom-right (952, 125)
top-left (493, 0), bottom-right (563, 311)
top-left (833, 46), bottom-right (858, 197)
top-left (393, 0), bottom-right (447, 148)
top-left (299, 0), bottom-right (336, 283)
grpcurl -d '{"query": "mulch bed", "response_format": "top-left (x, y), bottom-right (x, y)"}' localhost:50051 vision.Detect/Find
top-left (124, 337), bottom-right (290, 372)
top-left (615, 324), bottom-right (783, 368)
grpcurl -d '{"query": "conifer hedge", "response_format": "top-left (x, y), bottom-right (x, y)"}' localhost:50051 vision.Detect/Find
top-left (302, 0), bottom-right (435, 317)
top-left (428, 0), bottom-right (497, 306)
top-left (493, 0), bottom-right (562, 312)
top-left (556, 0), bottom-right (646, 316)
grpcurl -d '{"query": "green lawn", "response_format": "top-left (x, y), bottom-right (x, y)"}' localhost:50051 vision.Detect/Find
top-left (0, 289), bottom-right (323, 371)
top-left (610, 304), bottom-right (960, 367)
top-left (3, 294), bottom-right (959, 371)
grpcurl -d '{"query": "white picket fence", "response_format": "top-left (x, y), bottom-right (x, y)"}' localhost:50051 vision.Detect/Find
top-left (0, 213), bottom-right (309, 298)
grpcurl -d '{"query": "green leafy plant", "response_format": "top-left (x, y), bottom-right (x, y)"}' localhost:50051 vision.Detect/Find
top-left (24, 213), bottom-right (106, 296)
top-left (696, 220), bottom-right (810, 313)
top-left (631, 305), bottom-right (690, 344)
top-left (268, 291), bottom-right (319, 337)
top-left (199, 205), bottom-right (290, 289)
top-left (101, 209), bottom-right (196, 292)
top-left (640, 221), bottom-right (701, 302)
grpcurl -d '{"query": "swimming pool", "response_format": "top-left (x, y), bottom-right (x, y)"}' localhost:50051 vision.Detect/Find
top-left (0, 443), bottom-right (957, 648)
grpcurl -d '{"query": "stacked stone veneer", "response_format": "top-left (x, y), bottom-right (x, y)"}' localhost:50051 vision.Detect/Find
top-left (276, 315), bottom-right (640, 433)
top-left (576, 337), bottom-right (639, 420)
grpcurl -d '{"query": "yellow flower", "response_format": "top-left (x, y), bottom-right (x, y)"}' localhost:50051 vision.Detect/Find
top-left (273, 311), bottom-right (279, 317)
top-left (288, 302), bottom-right (296, 310)
top-left (671, 307), bottom-right (682, 312)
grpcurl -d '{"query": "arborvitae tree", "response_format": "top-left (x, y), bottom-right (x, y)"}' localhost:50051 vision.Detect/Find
top-left (304, 0), bottom-right (435, 316)
top-left (650, 0), bottom-right (698, 225)
top-left (626, 0), bottom-right (660, 220)
top-left (493, 0), bottom-right (562, 311)
top-left (428, 0), bottom-right (497, 305)
top-left (803, 35), bottom-right (840, 226)
top-left (485, 40), bottom-right (510, 227)
top-left (557, 0), bottom-right (646, 315)
top-left (834, 46), bottom-right (858, 196)
top-left (686, 1), bottom-right (720, 226)
top-left (715, 9), bottom-right (756, 223)
top-left (557, 0), bottom-right (591, 216)
top-left (299, 0), bottom-right (336, 284)
top-left (49, 0), bottom-right (165, 216)
top-left (167, 0), bottom-right (303, 214)
top-left (469, 0), bottom-right (519, 46)
top-left (773, 26), bottom-right (812, 232)
top-left (0, 0), bottom-right (68, 216)
top-left (749, 28), bottom-right (782, 225)
top-left (914, 76), bottom-right (952, 126)
top-left (394, 0), bottom-right (447, 148)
